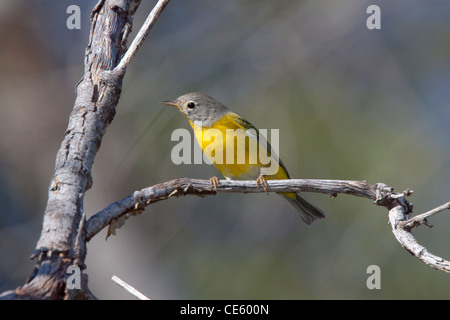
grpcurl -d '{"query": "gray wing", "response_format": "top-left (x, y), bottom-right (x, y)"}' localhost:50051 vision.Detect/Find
top-left (231, 113), bottom-right (290, 177)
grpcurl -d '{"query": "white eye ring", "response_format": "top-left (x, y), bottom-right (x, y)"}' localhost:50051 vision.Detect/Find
top-left (187, 101), bottom-right (196, 109)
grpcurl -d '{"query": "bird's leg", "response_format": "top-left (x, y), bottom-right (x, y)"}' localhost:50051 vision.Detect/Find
top-left (210, 176), bottom-right (219, 194)
top-left (256, 174), bottom-right (269, 195)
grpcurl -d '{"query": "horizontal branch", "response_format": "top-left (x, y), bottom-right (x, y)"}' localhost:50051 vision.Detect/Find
top-left (85, 178), bottom-right (395, 240)
top-left (84, 177), bottom-right (450, 274)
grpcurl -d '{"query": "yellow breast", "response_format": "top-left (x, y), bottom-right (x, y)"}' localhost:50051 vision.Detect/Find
top-left (188, 112), bottom-right (289, 180)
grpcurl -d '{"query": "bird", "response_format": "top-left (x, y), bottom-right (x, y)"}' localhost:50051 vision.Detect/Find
top-left (161, 92), bottom-right (325, 225)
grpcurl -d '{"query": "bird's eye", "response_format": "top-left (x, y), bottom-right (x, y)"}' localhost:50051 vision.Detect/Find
top-left (187, 101), bottom-right (196, 109)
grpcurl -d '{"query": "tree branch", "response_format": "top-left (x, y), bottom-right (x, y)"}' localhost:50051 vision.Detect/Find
top-left (114, 0), bottom-right (171, 76)
top-left (400, 201), bottom-right (450, 230)
top-left (111, 275), bottom-right (150, 300)
top-left (85, 178), bottom-right (382, 240)
top-left (389, 202), bottom-right (450, 273)
top-left (85, 178), bottom-right (450, 274)
top-left (1, 0), bottom-right (170, 300)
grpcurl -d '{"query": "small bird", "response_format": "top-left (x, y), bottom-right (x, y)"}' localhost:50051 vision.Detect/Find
top-left (162, 92), bottom-right (325, 225)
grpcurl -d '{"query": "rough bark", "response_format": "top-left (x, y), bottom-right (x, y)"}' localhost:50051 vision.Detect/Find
top-left (1, 0), bottom-right (141, 300)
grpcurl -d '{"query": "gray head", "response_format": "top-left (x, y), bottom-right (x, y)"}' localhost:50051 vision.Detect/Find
top-left (161, 92), bottom-right (230, 126)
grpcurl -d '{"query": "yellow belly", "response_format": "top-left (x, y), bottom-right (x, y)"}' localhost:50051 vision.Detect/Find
top-left (189, 113), bottom-right (289, 181)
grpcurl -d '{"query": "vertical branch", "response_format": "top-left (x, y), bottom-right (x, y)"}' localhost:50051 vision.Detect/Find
top-left (4, 0), bottom-right (145, 300)
top-left (35, 0), bottom-right (137, 256)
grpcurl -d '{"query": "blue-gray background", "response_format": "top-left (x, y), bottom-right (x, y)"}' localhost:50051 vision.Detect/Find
top-left (0, 0), bottom-right (449, 299)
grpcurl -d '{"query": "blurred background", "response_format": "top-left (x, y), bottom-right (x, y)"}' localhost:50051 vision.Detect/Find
top-left (1, 0), bottom-right (449, 299)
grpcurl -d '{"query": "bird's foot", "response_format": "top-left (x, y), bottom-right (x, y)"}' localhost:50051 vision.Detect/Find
top-left (210, 176), bottom-right (219, 194)
top-left (256, 174), bottom-right (269, 195)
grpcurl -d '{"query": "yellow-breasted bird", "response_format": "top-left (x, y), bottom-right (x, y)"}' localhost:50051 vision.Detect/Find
top-left (162, 92), bottom-right (325, 225)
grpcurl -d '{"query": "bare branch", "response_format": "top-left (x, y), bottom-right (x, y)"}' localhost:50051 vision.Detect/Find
top-left (85, 178), bottom-right (394, 240)
top-left (111, 275), bottom-right (150, 300)
top-left (85, 178), bottom-right (450, 274)
top-left (389, 202), bottom-right (450, 273)
top-left (400, 201), bottom-right (450, 230)
top-left (2, 0), bottom-right (171, 300)
top-left (114, 0), bottom-right (171, 76)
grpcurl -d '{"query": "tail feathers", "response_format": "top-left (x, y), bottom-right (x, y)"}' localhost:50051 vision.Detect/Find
top-left (282, 193), bottom-right (326, 225)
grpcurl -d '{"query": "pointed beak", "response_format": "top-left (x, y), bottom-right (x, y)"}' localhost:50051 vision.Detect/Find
top-left (160, 100), bottom-right (181, 110)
